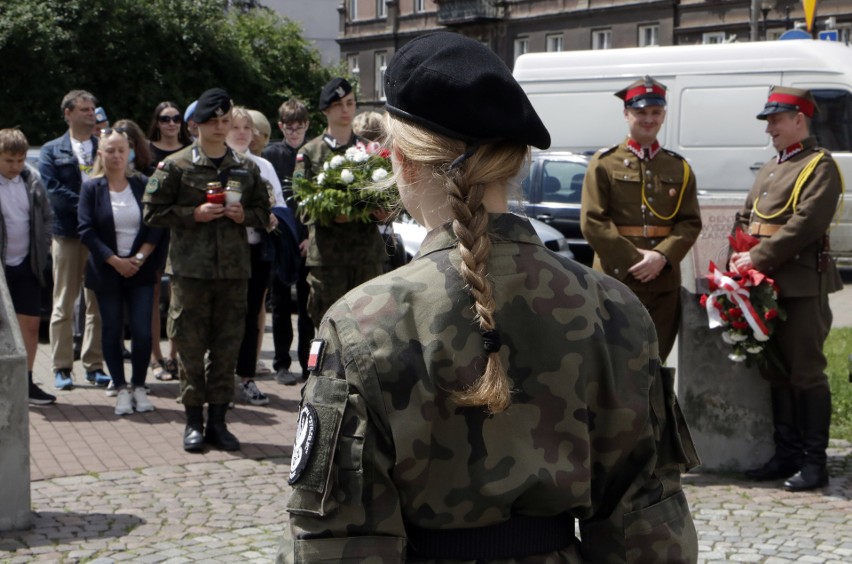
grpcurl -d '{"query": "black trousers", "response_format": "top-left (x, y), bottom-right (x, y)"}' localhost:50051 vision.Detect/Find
top-left (235, 244), bottom-right (272, 378)
top-left (269, 257), bottom-right (313, 376)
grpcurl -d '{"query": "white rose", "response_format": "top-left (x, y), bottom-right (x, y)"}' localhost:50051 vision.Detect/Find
top-left (745, 346), bottom-right (763, 354)
top-left (721, 332), bottom-right (736, 345)
top-left (728, 352), bottom-right (747, 362)
top-left (316, 173), bottom-right (325, 185)
top-left (353, 150), bottom-right (369, 163)
top-left (730, 332), bottom-right (748, 342)
top-left (329, 155), bottom-right (345, 169)
top-left (371, 168), bottom-right (389, 182)
top-left (341, 169), bottom-right (355, 184)
top-left (323, 161), bottom-right (330, 171)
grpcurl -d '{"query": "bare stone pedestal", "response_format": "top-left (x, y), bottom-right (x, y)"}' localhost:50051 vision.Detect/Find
top-left (675, 194), bottom-right (774, 471)
top-left (0, 268), bottom-right (31, 531)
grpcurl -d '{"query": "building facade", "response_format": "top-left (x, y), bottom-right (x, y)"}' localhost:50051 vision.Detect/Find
top-left (339, 0), bottom-right (852, 109)
top-left (264, 0), bottom-right (341, 65)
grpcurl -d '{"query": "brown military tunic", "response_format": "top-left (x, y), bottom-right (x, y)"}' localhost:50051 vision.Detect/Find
top-left (734, 136), bottom-right (843, 389)
top-left (581, 138), bottom-right (702, 360)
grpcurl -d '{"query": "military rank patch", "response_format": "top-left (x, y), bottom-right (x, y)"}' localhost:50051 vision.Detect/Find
top-left (307, 339), bottom-right (325, 372)
top-left (289, 403), bottom-right (318, 484)
top-left (145, 177), bottom-right (160, 193)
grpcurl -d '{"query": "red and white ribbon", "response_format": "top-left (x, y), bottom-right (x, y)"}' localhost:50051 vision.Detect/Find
top-left (705, 262), bottom-right (770, 342)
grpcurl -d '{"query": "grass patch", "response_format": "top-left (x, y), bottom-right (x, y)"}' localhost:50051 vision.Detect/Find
top-left (826, 327), bottom-right (852, 441)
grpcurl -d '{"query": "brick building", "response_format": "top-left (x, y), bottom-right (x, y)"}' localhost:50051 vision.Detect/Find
top-left (338, 0), bottom-right (852, 109)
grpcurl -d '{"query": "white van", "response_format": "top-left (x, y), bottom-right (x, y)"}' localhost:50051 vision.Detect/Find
top-left (513, 40), bottom-right (852, 259)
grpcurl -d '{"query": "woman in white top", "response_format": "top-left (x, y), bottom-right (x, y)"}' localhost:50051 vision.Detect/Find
top-left (78, 129), bottom-right (164, 416)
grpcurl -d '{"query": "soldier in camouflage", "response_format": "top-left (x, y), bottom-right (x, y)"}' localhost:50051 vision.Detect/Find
top-left (280, 33), bottom-right (699, 562)
top-left (580, 76), bottom-right (702, 362)
top-left (732, 87), bottom-right (843, 492)
top-left (143, 88), bottom-right (270, 453)
top-left (293, 78), bottom-right (386, 328)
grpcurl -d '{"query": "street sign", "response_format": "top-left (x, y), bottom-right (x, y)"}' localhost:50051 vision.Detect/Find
top-left (779, 29), bottom-right (812, 40)
top-left (819, 30), bottom-right (840, 41)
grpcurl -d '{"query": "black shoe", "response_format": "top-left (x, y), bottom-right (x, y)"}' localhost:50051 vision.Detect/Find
top-left (204, 404), bottom-right (240, 451)
top-left (29, 380), bottom-right (57, 405)
top-left (183, 406), bottom-right (205, 452)
top-left (744, 457), bottom-right (800, 481)
top-left (784, 464), bottom-right (829, 491)
top-left (275, 368), bottom-right (302, 386)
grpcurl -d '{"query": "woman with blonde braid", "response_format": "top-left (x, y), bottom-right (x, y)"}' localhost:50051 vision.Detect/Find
top-left (280, 32), bottom-right (699, 563)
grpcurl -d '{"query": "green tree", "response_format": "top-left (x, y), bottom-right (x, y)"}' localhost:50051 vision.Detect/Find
top-left (0, 0), bottom-right (336, 144)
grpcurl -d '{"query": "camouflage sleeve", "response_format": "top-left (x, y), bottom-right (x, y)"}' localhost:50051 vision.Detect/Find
top-left (281, 305), bottom-right (406, 563)
top-left (579, 295), bottom-right (699, 563)
top-left (654, 162), bottom-right (702, 265)
top-left (142, 161), bottom-right (196, 229)
top-left (242, 164), bottom-right (271, 229)
top-left (580, 153), bottom-right (643, 280)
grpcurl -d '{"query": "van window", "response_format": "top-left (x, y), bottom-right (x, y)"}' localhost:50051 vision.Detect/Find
top-left (811, 89), bottom-right (852, 152)
top-left (540, 160), bottom-right (586, 204)
top-left (680, 86), bottom-right (772, 148)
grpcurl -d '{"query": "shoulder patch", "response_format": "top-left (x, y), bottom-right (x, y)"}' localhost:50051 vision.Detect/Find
top-left (288, 403), bottom-right (319, 484)
top-left (145, 177), bottom-right (160, 194)
top-left (296, 153), bottom-right (304, 163)
top-left (307, 339), bottom-right (325, 372)
top-left (597, 144), bottom-right (619, 157)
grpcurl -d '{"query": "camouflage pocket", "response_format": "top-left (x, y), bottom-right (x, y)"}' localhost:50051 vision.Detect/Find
top-left (624, 490), bottom-right (698, 564)
top-left (656, 367), bottom-right (701, 471)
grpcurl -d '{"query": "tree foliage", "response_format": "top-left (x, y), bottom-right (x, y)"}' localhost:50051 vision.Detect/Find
top-left (0, 0), bottom-right (338, 144)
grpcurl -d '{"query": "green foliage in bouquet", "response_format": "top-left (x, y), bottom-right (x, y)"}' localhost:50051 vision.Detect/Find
top-left (293, 142), bottom-right (399, 226)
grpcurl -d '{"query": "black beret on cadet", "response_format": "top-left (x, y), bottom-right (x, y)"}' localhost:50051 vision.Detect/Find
top-left (193, 88), bottom-right (233, 123)
top-left (384, 32), bottom-right (551, 150)
top-left (319, 78), bottom-right (353, 111)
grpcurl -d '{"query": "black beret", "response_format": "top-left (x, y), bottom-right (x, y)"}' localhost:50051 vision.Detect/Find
top-left (319, 78), bottom-right (353, 111)
top-left (384, 32), bottom-right (550, 149)
top-left (194, 88), bottom-right (233, 123)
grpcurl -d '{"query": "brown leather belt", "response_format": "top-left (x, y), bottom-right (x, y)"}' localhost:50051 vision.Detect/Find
top-left (749, 222), bottom-right (782, 237)
top-left (617, 225), bottom-right (672, 238)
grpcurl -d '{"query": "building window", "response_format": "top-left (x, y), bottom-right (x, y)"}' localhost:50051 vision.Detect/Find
top-left (375, 51), bottom-right (388, 100)
top-left (414, 0), bottom-right (426, 13)
top-left (702, 31), bottom-right (726, 44)
top-left (347, 54), bottom-right (360, 78)
top-left (546, 34), bottom-right (564, 52)
top-left (349, 0), bottom-right (358, 21)
top-left (592, 29), bottom-right (611, 50)
top-left (639, 24), bottom-right (659, 47)
top-left (377, 0), bottom-right (386, 18)
top-left (514, 37), bottom-right (529, 61)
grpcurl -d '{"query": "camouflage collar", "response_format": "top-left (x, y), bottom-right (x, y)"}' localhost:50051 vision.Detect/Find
top-left (191, 145), bottom-right (245, 169)
top-left (415, 213), bottom-right (542, 259)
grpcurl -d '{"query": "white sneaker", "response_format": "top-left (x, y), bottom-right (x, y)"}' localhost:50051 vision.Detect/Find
top-left (132, 386), bottom-right (155, 413)
top-left (105, 380), bottom-right (117, 397)
top-left (255, 360), bottom-right (272, 375)
top-left (115, 388), bottom-right (133, 415)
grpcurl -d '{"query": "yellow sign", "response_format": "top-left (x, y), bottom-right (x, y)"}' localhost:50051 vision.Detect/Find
top-left (802, 0), bottom-right (817, 32)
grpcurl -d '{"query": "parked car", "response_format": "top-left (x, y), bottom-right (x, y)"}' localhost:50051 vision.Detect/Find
top-left (518, 151), bottom-right (593, 266)
top-left (393, 214), bottom-right (574, 262)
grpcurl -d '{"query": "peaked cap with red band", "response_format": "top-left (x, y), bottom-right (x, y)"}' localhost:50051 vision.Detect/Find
top-left (756, 86), bottom-right (818, 120)
top-left (615, 75), bottom-right (667, 109)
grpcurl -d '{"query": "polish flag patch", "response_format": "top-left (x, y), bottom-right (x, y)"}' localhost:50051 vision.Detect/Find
top-left (157, 161), bottom-right (166, 169)
top-left (296, 153), bottom-right (304, 162)
top-left (307, 339), bottom-right (325, 372)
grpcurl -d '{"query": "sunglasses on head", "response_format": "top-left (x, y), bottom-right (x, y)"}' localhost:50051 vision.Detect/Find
top-left (158, 114), bottom-right (182, 124)
top-left (100, 127), bottom-right (127, 137)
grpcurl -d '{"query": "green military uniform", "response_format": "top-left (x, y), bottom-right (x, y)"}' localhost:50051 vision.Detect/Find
top-left (280, 214), bottom-right (699, 563)
top-left (581, 139), bottom-right (702, 360)
top-left (735, 135), bottom-right (842, 391)
top-left (143, 144), bottom-right (270, 406)
top-left (294, 132), bottom-right (386, 327)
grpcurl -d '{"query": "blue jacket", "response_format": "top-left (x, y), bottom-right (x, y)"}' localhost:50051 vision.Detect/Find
top-left (39, 131), bottom-right (98, 237)
top-left (261, 205), bottom-right (300, 286)
top-left (78, 176), bottom-right (164, 292)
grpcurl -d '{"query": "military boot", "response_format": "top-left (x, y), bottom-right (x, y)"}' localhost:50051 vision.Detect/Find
top-left (183, 405), bottom-right (205, 452)
top-left (205, 403), bottom-right (240, 451)
top-left (784, 387), bottom-right (831, 491)
top-left (744, 387), bottom-right (803, 481)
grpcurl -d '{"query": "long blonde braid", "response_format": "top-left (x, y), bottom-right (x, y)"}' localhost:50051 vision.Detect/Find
top-left (385, 114), bottom-right (528, 413)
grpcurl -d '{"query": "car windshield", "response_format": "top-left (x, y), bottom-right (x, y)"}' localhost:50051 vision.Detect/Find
top-left (536, 160), bottom-right (586, 205)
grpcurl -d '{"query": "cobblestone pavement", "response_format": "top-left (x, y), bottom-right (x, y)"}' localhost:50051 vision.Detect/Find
top-left (2, 319), bottom-right (852, 562)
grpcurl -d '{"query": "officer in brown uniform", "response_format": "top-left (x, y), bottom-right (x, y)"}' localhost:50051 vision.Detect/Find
top-left (732, 86), bottom-right (843, 491)
top-left (581, 76), bottom-right (702, 361)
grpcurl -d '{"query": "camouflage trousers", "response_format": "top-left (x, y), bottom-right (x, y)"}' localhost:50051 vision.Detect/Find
top-left (306, 263), bottom-right (383, 328)
top-left (168, 276), bottom-right (248, 406)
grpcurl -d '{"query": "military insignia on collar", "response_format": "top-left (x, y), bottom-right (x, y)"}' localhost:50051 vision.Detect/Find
top-left (288, 404), bottom-right (318, 484)
top-left (307, 339), bottom-right (325, 372)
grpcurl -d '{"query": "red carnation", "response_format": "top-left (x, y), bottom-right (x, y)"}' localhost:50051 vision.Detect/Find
top-left (720, 313), bottom-right (729, 322)
top-left (700, 295), bottom-right (708, 307)
top-left (728, 307), bottom-right (742, 318)
top-left (732, 321), bottom-right (749, 330)
top-left (765, 309), bottom-right (778, 320)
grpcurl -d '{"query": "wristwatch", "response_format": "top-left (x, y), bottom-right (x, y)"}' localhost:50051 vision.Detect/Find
top-left (135, 252), bottom-right (145, 262)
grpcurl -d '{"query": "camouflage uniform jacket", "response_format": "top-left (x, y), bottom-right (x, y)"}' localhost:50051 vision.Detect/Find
top-left (282, 213), bottom-right (700, 563)
top-left (580, 139), bottom-right (702, 292)
top-left (142, 143), bottom-right (270, 279)
top-left (294, 132), bottom-right (386, 267)
top-left (734, 136), bottom-right (843, 298)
